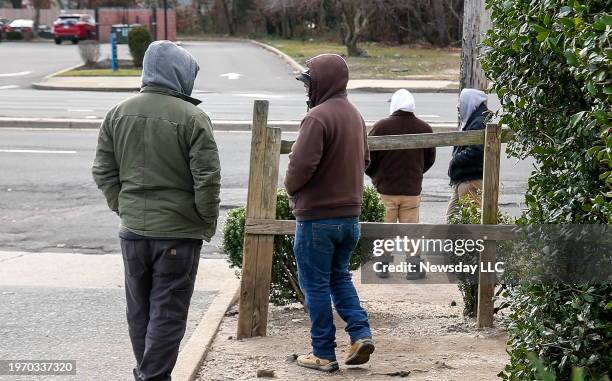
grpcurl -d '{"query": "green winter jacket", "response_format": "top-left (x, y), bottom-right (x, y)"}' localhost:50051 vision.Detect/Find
top-left (92, 86), bottom-right (221, 241)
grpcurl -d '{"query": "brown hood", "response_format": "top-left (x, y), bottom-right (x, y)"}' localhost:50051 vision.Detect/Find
top-left (306, 54), bottom-right (349, 107)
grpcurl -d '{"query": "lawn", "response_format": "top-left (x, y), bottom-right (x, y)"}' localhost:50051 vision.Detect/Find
top-left (57, 69), bottom-right (142, 77)
top-left (263, 39), bottom-right (460, 80)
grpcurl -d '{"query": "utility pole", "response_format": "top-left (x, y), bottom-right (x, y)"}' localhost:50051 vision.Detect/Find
top-left (460, 0), bottom-right (491, 91)
top-left (163, 0), bottom-right (168, 40)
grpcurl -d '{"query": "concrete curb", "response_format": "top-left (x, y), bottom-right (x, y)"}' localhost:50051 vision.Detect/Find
top-left (250, 40), bottom-right (306, 73)
top-left (350, 86), bottom-right (459, 94)
top-left (0, 117), bottom-right (458, 132)
top-left (31, 82), bottom-right (140, 92)
top-left (172, 278), bottom-right (240, 381)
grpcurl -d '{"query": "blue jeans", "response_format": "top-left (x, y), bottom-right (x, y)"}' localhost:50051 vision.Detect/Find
top-left (293, 217), bottom-right (372, 361)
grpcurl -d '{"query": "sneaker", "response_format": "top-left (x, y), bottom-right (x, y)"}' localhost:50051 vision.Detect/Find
top-left (296, 353), bottom-right (339, 372)
top-left (345, 338), bottom-right (375, 365)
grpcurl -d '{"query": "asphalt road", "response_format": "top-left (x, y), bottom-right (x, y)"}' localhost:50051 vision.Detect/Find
top-left (0, 128), bottom-right (534, 254)
top-left (0, 40), bottom-right (501, 122)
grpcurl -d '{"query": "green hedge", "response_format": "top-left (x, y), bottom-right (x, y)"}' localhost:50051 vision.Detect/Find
top-left (128, 26), bottom-right (152, 68)
top-left (482, 1), bottom-right (611, 380)
top-left (223, 187), bottom-right (385, 305)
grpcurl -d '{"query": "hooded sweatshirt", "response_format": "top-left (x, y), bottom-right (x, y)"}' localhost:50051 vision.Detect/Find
top-left (284, 54), bottom-right (370, 221)
top-left (92, 41), bottom-right (221, 241)
top-left (448, 88), bottom-right (489, 184)
top-left (366, 89), bottom-right (435, 196)
top-left (458, 88), bottom-right (488, 129)
top-left (142, 40), bottom-right (200, 96)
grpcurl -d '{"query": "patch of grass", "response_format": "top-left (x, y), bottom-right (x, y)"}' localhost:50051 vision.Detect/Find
top-left (263, 39), bottom-right (460, 80)
top-left (57, 69), bottom-right (142, 77)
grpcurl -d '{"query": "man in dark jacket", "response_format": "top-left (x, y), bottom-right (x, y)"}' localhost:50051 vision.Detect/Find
top-left (446, 88), bottom-right (489, 219)
top-left (285, 54), bottom-right (374, 372)
top-left (92, 41), bottom-right (221, 381)
top-left (366, 89), bottom-right (435, 223)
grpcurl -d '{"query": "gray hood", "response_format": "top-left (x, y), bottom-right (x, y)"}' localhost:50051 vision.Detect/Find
top-left (141, 41), bottom-right (199, 96)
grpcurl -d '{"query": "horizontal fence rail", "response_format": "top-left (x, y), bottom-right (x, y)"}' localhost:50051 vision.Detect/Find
top-left (280, 124), bottom-right (512, 154)
top-left (245, 218), bottom-right (519, 241)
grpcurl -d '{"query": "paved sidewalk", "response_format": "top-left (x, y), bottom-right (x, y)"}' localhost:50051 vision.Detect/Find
top-left (347, 79), bottom-right (459, 93)
top-left (0, 251), bottom-right (238, 381)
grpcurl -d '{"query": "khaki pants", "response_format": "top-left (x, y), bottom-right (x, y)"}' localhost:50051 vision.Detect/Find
top-left (380, 194), bottom-right (421, 223)
top-left (446, 179), bottom-right (483, 220)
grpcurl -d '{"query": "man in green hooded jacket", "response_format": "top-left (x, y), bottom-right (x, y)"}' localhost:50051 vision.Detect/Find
top-left (92, 41), bottom-right (220, 381)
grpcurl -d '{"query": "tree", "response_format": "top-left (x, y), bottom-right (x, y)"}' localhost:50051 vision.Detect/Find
top-left (31, 0), bottom-right (51, 38)
top-left (460, 0), bottom-right (490, 90)
top-left (335, 0), bottom-right (375, 57)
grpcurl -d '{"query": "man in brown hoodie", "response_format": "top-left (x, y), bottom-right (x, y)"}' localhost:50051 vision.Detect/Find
top-left (284, 54), bottom-right (374, 372)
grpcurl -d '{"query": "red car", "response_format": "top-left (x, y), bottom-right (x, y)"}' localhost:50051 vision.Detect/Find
top-left (53, 14), bottom-right (96, 44)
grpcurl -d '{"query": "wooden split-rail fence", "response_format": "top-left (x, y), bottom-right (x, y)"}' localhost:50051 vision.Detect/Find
top-left (237, 100), bottom-right (514, 339)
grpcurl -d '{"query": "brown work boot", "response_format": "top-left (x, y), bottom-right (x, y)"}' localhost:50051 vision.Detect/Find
top-left (296, 353), bottom-right (339, 372)
top-left (345, 338), bottom-right (375, 365)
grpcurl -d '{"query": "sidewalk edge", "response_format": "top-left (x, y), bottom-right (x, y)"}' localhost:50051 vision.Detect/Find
top-left (172, 277), bottom-right (240, 381)
top-left (349, 86), bottom-right (459, 94)
top-left (0, 118), bottom-right (457, 132)
top-left (31, 82), bottom-right (139, 92)
top-left (250, 40), bottom-right (306, 73)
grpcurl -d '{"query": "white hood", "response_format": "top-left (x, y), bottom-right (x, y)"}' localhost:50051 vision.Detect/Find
top-left (389, 89), bottom-right (416, 114)
top-left (459, 88), bottom-right (488, 129)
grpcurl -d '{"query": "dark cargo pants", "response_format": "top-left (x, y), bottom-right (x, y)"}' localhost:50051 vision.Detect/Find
top-left (120, 238), bottom-right (202, 381)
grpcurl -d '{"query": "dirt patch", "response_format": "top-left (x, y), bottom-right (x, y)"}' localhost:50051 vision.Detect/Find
top-left (197, 281), bottom-right (508, 381)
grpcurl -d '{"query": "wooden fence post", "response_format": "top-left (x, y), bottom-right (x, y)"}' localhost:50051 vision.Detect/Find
top-left (237, 100), bottom-right (282, 339)
top-left (477, 123), bottom-right (502, 328)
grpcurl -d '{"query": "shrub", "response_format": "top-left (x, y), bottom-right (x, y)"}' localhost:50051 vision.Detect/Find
top-left (127, 26), bottom-right (152, 68)
top-left (78, 40), bottom-right (100, 67)
top-left (447, 195), bottom-right (513, 317)
top-left (483, 1), bottom-right (611, 379)
top-left (223, 186), bottom-right (385, 305)
top-left (6, 31), bottom-right (23, 41)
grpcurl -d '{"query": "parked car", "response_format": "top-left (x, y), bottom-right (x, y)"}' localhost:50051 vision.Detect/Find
top-left (52, 14), bottom-right (96, 44)
top-left (37, 24), bottom-right (54, 39)
top-left (7, 19), bottom-right (34, 41)
top-left (0, 18), bottom-right (10, 41)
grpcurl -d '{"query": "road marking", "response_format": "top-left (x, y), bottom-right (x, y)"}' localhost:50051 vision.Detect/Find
top-left (0, 85), bottom-right (19, 90)
top-left (220, 72), bottom-right (242, 80)
top-left (0, 149), bottom-right (77, 154)
top-left (235, 93), bottom-right (284, 99)
top-left (0, 71), bottom-right (31, 77)
top-left (418, 114), bottom-right (441, 118)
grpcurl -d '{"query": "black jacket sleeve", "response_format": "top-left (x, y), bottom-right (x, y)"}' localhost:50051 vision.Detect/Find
top-left (449, 115), bottom-right (485, 174)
